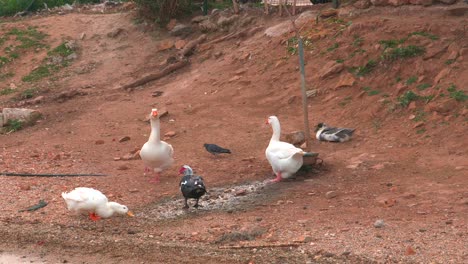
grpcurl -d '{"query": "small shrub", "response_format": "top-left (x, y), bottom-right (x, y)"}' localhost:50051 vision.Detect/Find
top-left (447, 84), bottom-right (468, 102)
top-left (6, 119), bottom-right (23, 132)
top-left (383, 45), bottom-right (425, 60)
top-left (445, 59), bottom-right (455, 65)
top-left (398, 91), bottom-right (419, 107)
top-left (0, 72), bottom-right (14, 80)
top-left (327, 43), bottom-right (339, 52)
top-left (336, 59), bottom-right (344, 63)
top-left (417, 83), bottom-right (431, 91)
top-left (408, 31), bottom-right (439, 40)
top-left (413, 110), bottom-right (426, 122)
top-left (0, 87), bottom-right (16, 95)
top-left (406, 76), bottom-right (417, 85)
top-left (352, 35), bottom-right (363, 47)
top-left (352, 59), bottom-right (377, 76)
top-left (20, 88), bottom-right (38, 99)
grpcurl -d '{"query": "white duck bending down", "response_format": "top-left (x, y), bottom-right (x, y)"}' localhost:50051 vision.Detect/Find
top-left (139, 108), bottom-right (174, 183)
top-left (315, 123), bottom-right (355, 142)
top-left (265, 116), bottom-right (305, 182)
top-left (61, 187), bottom-right (134, 221)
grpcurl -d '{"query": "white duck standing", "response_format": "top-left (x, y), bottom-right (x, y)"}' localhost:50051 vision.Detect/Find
top-left (62, 187), bottom-right (134, 221)
top-left (265, 116), bottom-right (305, 182)
top-left (139, 108), bottom-right (174, 183)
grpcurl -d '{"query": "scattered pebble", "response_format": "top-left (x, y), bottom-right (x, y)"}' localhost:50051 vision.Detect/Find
top-left (325, 191), bottom-right (338, 199)
top-left (119, 136), bottom-right (131, 143)
top-left (374, 219), bottom-right (385, 228)
top-left (95, 140), bottom-right (105, 145)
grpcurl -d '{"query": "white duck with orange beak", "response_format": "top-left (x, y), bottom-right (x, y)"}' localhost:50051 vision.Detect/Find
top-left (265, 116), bottom-right (305, 182)
top-left (140, 108), bottom-right (174, 183)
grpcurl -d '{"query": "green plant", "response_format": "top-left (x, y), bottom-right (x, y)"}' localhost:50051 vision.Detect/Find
top-left (406, 76), bottom-right (417, 85)
top-left (417, 83), bottom-right (431, 91)
top-left (338, 96), bottom-right (352, 107)
top-left (447, 84), bottom-right (468, 102)
top-left (0, 87), bottom-right (16, 95)
top-left (382, 45), bottom-right (425, 61)
top-left (352, 59), bottom-right (377, 76)
top-left (416, 128), bottom-right (426, 134)
top-left (445, 59), bottom-right (455, 65)
top-left (395, 76), bottom-right (402, 83)
top-left (134, 0), bottom-right (194, 24)
top-left (408, 31), bottom-right (439, 40)
top-left (352, 35), bottom-right (363, 47)
top-left (362, 86), bottom-right (380, 96)
top-left (6, 27), bottom-right (48, 50)
top-left (0, 72), bottom-right (14, 80)
top-left (48, 42), bottom-right (74, 57)
top-left (20, 88), bottom-right (38, 99)
top-left (413, 110), bottom-right (426, 122)
top-left (6, 119), bottom-right (23, 132)
top-left (327, 43), bottom-right (339, 52)
top-left (0, 0), bottom-right (100, 17)
top-left (398, 91), bottom-right (419, 107)
top-left (379, 39), bottom-right (405, 49)
top-left (336, 59), bottom-right (344, 63)
top-left (22, 65), bottom-right (52, 82)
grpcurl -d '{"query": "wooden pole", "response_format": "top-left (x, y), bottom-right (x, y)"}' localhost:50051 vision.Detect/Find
top-left (232, 0), bottom-right (239, 14)
top-left (293, 0), bottom-right (297, 15)
top-left (264, 0), bottom-right (269, 14)
top-left (280, 1), bottom-right (311, 150)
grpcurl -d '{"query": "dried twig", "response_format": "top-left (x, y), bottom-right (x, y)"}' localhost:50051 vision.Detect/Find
top-left (1, 172), bottom-right (107, 177)
top-left (219, 242), bottom-right (304, 249)
top-left (179, 34), bottom-right (207, 57)
top-left (121, 59), bottom-right (189, 91)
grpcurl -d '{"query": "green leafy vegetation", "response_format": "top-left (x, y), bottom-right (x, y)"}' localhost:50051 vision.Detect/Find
top-left (286, 36), bottom-right (313, 55)
top-left (445, 59), bottom-right (455, 65)
top-left (20, 88), bottom-right (39, 99)
top-left (416, 83), bottom-right (431, 91)
top-left (362, 86), bottom-right (381, 96)
top-left (406, 76), bottom-right (417, 85)
top-left (336, 59), bottom-right (344, 63)
top-left (379, 39), bottom-right (405, 49)
top-left (416, 128), bottom-right (426, 134)
top-left (134, 0), bottom-right (194, 24)
top-left (0, 0), bottom-right (101, 17)
top-left (0, 87), bottom-right (16, 95)
top-left (327, 43), bottom-right (339, 52)
top-left (408, 31), bottom-right (439, 40)
top-left (447, 84), bottom-right (467, 102)
top-left (352, 35), bottom-right (363, 47)
top-left (413, 110), bottom-right (426, 122)
top-left (351, 59), bottom-right (377, 76)
top-left (22, 41), bottom-right (75, 82)
top-left (395, 76), bottom-right (402, 83)
top-left (0, 72), bottom-right (14, 80)
top-left (382, 45), bottom-right (425, 61)
top-left (398, 91), bottom-right (419, 107)
top-left (6, 119), bottom-right (23, 132)
top-left (338, 96), bottom-right (352, 107)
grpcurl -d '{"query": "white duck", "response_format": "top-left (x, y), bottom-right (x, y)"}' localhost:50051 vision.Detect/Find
top-left (61, 187), bottom-right (134, 221)
top-left (139, 108), bottom-right (174, 183)
top-left (265, 116), bottom-right (305, 182)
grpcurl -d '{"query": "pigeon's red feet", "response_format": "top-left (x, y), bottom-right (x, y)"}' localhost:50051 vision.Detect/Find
top-left (89, 212), bottom-right (101, 221)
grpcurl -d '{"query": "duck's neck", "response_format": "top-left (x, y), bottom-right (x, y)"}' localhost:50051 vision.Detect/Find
top-left (149, 118), bottom-right (161, 142)
top-left (96, 203), bottom-right (114, 218)
top-left (270, 120), bottom-right (281, 142)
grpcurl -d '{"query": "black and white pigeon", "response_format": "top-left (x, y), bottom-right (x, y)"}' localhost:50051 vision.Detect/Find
top-left (179, 165), bottom-right (207, 209)
top-left (315, 123), bottom-right (355, 142)
top-left (203, 143), bottom-right (231, 156)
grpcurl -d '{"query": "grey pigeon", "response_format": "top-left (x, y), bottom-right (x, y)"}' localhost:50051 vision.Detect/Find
top-left (203, 143), bottom-right (231, 155)
top-left (179, 165), bottom-right (206, 209)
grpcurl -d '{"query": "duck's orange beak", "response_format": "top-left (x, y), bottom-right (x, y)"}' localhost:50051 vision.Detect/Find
top-left (151, 110), bottom-right (158, 117)
top-left (127, 211), bottom-right (135, 217)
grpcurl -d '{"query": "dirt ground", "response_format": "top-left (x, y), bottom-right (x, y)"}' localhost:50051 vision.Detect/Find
top-left (0, 2), bottom-right (467, 264)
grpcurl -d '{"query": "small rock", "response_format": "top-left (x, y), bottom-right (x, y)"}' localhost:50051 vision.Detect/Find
top-left (107, 28), bottom-right (125, 38)
top-left (325, 191), bottom-right (338, 199)
top-left (170, 24), bottom-right (192, 37)
top-left (156, 39), bottom-right (174, 52)
top-left (79, 33), bottom-right (86, 40)
top-left (405, 246), bottom-right (416, 255)
top-left (255, 217), bottom-right (263, 222)
top-left (319, 61), bottom-right (344, 79)
top-left (408, 114), bottom-right (416, 120)
top-left (235, 190), bottom-right (247, 196)
top-left (445, 220), bottom-right (453, 225)
top-left (335, 73), bottom-right (356, 89)
top-left (374, 219), bottom-right (385, 228)
top-left (117, 165), bottom-right (129, 170)
top-left (413, 122), bottom-right (424, 128)
top-left (121, 150), bottom-right (140, 160)
top-left (127, 229), bottom-right (138, 234)
top-left (174, 39), bottom-right (187, 50)
top-left (118, 136), bottom-right (131, 143)
top-left (95, 140), bottom-right (105, 145)
top-left (241, 157), bottom-right (255, 162)
top-left (164, 131), bottom-right (176, 137)
top-left (285, 131), bottom-right (306, 146)
top-left (407, 101), bottom-right (417, 110)
top-left (113, 157), bottom-right (121, 161)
